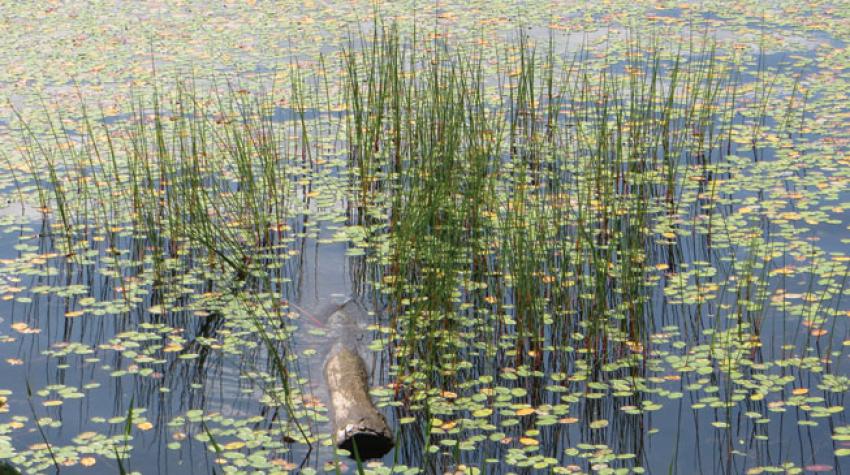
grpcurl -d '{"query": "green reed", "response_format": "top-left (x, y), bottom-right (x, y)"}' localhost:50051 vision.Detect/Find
top-left (336, 32), bottom-right (793, 464)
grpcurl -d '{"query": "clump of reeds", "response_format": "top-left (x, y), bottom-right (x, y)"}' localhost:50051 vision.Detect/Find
top-left (340, 29), bottom-right (750, 378)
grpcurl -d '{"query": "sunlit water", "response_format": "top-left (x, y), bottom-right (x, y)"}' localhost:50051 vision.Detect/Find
top-left (1, 3), bottom-right (850, 475)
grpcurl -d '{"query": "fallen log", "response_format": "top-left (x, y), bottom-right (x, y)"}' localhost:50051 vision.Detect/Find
top-left (323, 300), bottom-right (393, 459)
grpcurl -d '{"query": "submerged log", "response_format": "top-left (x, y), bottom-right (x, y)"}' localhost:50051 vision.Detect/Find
top-left (323, 302), bottom-right (393, 459)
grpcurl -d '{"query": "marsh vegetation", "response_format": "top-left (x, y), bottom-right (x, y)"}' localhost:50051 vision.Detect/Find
top-left (0, 3), bottom-right (849, 474)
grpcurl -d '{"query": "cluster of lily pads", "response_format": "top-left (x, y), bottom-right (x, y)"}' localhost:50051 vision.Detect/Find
top-left (0, 2), bottom-right (849, 474)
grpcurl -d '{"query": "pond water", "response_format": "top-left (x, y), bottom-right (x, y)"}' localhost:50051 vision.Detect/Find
top-left (1, 2), bottom-right (850, 475)
top-left (0, 216), bottom-right (364, 474)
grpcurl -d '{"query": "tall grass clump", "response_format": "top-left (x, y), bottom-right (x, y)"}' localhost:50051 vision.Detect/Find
top-left (13, 74), bottom-right (340, 449)
top-left (338, 27), bottom-right (784, 468)
top-left (342, 31), bottom-right (739, 370)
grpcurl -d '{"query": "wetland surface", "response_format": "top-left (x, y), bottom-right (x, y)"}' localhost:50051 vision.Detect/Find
top-left (1, 2), bottom-right (850, 474)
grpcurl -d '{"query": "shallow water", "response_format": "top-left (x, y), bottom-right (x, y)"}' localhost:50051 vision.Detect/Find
top-left (2, 2), bottom-right (850, 474)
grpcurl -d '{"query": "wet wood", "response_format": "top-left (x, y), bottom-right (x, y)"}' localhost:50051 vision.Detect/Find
top-left (323, 302), bottom-right (393, 459)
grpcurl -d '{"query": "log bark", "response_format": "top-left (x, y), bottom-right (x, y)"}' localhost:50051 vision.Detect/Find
top-left (324, 342), bottom-right (393, 459)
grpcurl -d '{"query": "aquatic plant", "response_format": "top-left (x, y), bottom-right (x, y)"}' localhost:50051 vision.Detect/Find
top-left (3, 12), bottom-right (849, 474)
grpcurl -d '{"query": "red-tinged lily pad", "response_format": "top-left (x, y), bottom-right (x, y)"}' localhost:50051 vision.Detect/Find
top-left (803, 465), bottom-right (833, 472)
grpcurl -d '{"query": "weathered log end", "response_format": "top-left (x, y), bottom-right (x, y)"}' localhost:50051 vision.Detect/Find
top-left (325, 343), bottom-right (393, 459)
top-left (337, 426), bottom-right (394, 461)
